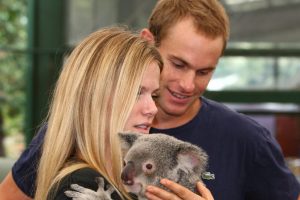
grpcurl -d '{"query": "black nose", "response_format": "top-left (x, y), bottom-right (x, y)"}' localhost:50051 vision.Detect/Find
top-left (121, 161), bottom-right (135, 185)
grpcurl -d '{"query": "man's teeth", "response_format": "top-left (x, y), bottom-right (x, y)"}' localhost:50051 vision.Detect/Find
top-left (171, 92), bottom-right (188, 99)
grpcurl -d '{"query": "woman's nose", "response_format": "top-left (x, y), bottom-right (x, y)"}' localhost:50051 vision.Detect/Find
top-left (143, 97), bottom-right (158, 117)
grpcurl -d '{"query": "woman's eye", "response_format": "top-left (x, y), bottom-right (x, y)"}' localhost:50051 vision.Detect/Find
top-left (137, 88), bottom-right (144, 98)
top-left (151, 93), bottom-right (160, 99)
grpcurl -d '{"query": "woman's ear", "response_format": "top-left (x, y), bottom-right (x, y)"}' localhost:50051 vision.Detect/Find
top-left (140, 28), bottom-right (155, 44)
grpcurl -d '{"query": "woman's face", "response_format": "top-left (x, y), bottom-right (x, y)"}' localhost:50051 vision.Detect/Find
top-left (124, 62), bottom-right (161, 134)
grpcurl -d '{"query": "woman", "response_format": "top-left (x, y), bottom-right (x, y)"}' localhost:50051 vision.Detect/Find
top-left (34, 27), bottom-right (161, 200)
top-left (34, 27), bottom-right (214, 200)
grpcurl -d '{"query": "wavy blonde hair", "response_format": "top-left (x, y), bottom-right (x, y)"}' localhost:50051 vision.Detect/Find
top-left (35, 27), bottom-right (162, 200)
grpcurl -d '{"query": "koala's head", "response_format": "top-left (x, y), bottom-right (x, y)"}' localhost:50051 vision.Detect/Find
top-left (118, 132), bottom-right (208, 198)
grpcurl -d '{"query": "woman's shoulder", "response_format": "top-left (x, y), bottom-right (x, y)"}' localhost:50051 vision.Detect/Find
top-left (60, 167), bottom-right (101, 189)
top-left (51, 167), bottom-right (121, 200)
top-left (68, 167), bottom-right (101, 179)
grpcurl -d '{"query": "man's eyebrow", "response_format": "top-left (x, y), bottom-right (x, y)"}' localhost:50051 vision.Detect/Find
top-left (169, 55), bottom-right (215, 69)
top-left (169, 55), bottom-right (189, 66)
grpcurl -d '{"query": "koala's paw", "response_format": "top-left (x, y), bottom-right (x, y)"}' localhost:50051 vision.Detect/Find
top-left (64, 177), bottom-right (115, 200)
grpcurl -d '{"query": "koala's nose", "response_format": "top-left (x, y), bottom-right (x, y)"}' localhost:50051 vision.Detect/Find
top-left (121, 161), bottom-right (135, 185)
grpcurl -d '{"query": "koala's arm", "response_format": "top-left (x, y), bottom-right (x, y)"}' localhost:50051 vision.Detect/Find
top-left (65, 177), bottom-right (115, 200)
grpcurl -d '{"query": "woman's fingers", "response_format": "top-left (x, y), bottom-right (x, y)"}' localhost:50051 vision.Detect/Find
top-left (160, 179), bottom-right (195, 199)
top-left (145, 179), bottom-right (214, 200)
top-left (196, 182), bottom-right (214, 200)
top-left (146, 183), bottom-right (181, 200)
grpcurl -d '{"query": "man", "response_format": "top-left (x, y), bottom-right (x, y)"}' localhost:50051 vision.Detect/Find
top-left (144, 1), bottom-right (300, 199)
top-left (1, 0), bottom-right (299, 199)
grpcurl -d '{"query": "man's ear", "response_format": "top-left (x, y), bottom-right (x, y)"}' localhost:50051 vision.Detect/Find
top-left (140, 28), bottom-right (155, 44)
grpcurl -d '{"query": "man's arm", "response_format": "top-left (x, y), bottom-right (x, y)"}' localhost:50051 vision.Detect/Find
top-left (0, 171), bottom-right (32, 200)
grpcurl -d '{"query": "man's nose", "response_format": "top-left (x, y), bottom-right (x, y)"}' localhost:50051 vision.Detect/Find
top-left (179, 71), bottom-right (195, 92)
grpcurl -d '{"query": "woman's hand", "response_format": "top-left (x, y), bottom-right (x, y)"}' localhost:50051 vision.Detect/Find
top-left (145, 179), bottom-right (214, 200)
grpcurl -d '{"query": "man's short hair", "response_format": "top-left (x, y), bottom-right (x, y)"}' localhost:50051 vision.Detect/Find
top-left (148, 0), bottom-right (230, 53)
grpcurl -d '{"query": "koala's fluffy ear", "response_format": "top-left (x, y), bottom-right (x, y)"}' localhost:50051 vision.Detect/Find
top-left (118, 132), bottom-right (141, 157)
top-left (176, 143), bottom-right (208, 174)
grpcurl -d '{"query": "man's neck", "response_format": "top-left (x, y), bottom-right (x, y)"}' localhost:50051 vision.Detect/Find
top-left (152, 99), bottom-right (201, 129)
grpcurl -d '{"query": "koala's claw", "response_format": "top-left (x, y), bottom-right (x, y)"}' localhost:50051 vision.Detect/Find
top-left (64, 177), bottom-right (115, 200)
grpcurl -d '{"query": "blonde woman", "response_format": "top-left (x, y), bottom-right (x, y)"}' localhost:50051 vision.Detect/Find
top-left (34, 27), bottom-right (214, 200)
top-left (34, 27), bottom-right (162, 200)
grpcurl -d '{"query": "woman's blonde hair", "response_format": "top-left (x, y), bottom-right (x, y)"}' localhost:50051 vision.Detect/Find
top-left (148, 0), bottom-right (230, 53)
top-left (35, 27), bottom-right (163, 200)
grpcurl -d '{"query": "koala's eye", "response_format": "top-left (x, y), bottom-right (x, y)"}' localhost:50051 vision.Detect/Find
top-left (142, 160), bottom-right (155, 175)
top-left (123, 160), bottom-right (126, 166)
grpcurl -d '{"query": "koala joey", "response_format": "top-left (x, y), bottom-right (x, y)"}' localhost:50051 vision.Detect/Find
top-left (119, 132), bottom-right (212, 199)
top-left (64, 132), bottom-right (212, 200)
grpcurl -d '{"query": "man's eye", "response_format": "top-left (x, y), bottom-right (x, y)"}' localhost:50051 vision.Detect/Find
top-left (172, 61), bottom-right (184, 68)
top-left (197, 70), bottom-right (212, 76)
top-left (174, 63), bottom-right (183, 68)
top-left (197, 71), bottom-right (207, 76)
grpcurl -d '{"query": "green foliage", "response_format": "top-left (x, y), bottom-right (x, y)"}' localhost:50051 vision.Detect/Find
top-left (0, 0), bottom-right (27, 135)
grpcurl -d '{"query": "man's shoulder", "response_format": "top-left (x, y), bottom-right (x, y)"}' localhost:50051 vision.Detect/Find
top-left (201, 97), bottom-right (269, 137)
top-left (202, 97), bottom-right (250, 122)
top-left (201, 97), bottom-right (234, 114)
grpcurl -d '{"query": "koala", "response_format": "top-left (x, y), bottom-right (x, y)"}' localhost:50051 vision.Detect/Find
top-left (65, 132), bottom-right (213, 200)
top-left (119, 132), bottom-right (211, 200)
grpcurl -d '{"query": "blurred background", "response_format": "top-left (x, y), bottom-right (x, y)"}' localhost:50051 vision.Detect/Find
top-left (0, 0), bottom-right (299, 181)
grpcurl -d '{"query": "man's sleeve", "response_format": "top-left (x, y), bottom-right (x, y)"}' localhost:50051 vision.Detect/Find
top-left (245, 127), bottom-right (300, 200)
top-left (11, 124), bottom-right (47, 198)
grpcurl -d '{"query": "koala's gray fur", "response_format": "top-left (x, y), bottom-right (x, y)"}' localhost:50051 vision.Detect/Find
top-left (65, 132), bottom-right (209, 200)
top-left (119, 132), bottom-right (209, 200)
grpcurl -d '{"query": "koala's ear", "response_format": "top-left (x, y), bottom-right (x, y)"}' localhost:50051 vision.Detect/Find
top-left (118, 132), bottom-right (141, 156)
top-left (177, 143), bottom-right (208, 174)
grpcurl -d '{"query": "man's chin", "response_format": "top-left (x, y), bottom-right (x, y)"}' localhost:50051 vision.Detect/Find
top-left (163, 106), bottom-right (189, 116)
top-left (162, 98), bottom-right (200, 117)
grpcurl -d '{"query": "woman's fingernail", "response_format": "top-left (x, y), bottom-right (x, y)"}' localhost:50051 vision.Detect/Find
top-left (146, 186), bottom-right (154, 192)
top-left (160, 179), bottom-right (168, 185)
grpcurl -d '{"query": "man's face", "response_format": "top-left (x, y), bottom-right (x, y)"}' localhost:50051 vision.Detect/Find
top-left (156, 17), bottom-right (223, 122)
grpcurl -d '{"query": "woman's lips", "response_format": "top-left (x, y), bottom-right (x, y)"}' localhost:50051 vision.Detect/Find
top-left (133, 123), bottom-right (151, 132)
